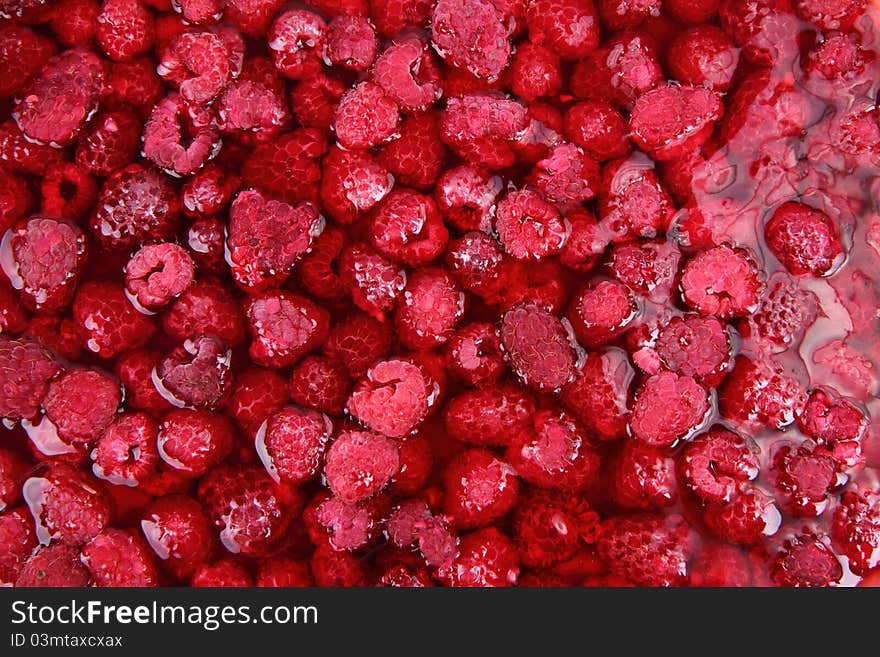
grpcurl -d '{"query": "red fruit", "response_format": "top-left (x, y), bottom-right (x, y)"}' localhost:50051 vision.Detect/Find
top-left (772, 534), bottom-right (843, 587)
top-left (772, 443), bottom-right (842, 517)
top-left (561, 349), bottom-right (633, 442)
top-left (431, 0), bottom-right (512, 81)
top-left (681, 245), bottom-right (763, 319)
top-left (526, 0), bottom-right (600, 60)
top-left (42, 369), bottom-right (120, 446)
top-left (438, 527), bottom-right (519, 587)
top-left (288, 356), bottom-right (350, 415)
top-left (609, 241), bottom-right (679, 299)
top-left (181, 164), bottom-right (238, 217)
top-left (665, 0), bottom-right (720, 24)
top-left (690, 542), bottom-right (752, 587)
top-left (797, 389), bottom-right (867, 451)
top-left (794, 0), bottom-right (865, 30)
top-left (805, 31), bottom-right (870, 81)
top-left (564, 101), bottom-right (631, 162)
top-left (395, 268), bottom-right (464, 351)
top-left (92, 412), bottom-right (160, 487)
top-left (243, 128), bottom-right (327, 205)
top-left (157, 28), bottom-right (244, 105)
top-left (162, 278), bottom-right (246, 348)
top-left (0, 24), bottom-right (56, 100)
top-left (390, 434), bottom-right (433, 496)
top-left (0, 169), bottom-right (32, 233)
top-left (599, 0), bottom-right (661, 29)
top-left (566, 279), bottom-right (638, 349)
top-left (369, 189), bottom-right (448, 268)
top-left (445, 231), bottom-right (505, 299)
top-left (654, 316), bottom-right (732, 387)
top-left (666, 25), bottom-right (739, 92)
top-left (719, 355), bottom-right (807, 430)
top-left (154, 336), bottom-right (232, 410)
top-left (81, 528), bottom-right (158, 587)
top-left (371, 0), bottom-right (433, 37)
top-left (141, 495), bottom-right (214, 580)
top-left (245, 291), bottom-right (330, 369)
top-left (304, 492), bottom-right (386, 551)
top-left (320, 146), bottom-right (393, 225)
top-left (75, 111), bottom-right (142, 177)
top-left (0, 120), bottom-right (65, 176)
top-left (39, 162), bottom-right (98, 222)
top-left (765, 202), bottom-right (844, 277)
top-left (184, 218), bottom-right (226, 273)
top-left (444, 322), bottom-right (505, 388)
top-left (324, 430), bottom-right (399, 503)
top-left (440, 93), bottom-right (529, 171)
top-left (570, 32), bottom-right (662, 108)
top-left (508, 42), bottom-right (562, 102)
top-left (599, 154), bottom-right (674, 242)
top-left (224, 0), bottom-right (284, 37)
top-left (268, 9), bottom-right (325, 80)
top-left (256, 406), bottom-right (333, 485)
top-left (334, 81), bottom-right (400, 151)
top-left (298, 226), bottom-right (346, 301)
top-left (597, 513), bottom-right (697, 586)
top-left (191, 559), bottom-right (253, 587)
top-left (289, 73), bottom-right (346, 130)
top-left (115, 350), bottom-right (171, 415)
top-left (322, 312), bottom-right (392, 379)
top-left (217, 77), bottom-right (290, 145)
top-left (752, 273), bottom-right (820, 348)
top-left (372, 36), bottom-right (442, 113)
top-left (100, 57), bottom-right (164, 116)
top-left (347, 359), bottom-right (435, 438)
top-left (679, 427), bottom-right (759, 504)
top-left (0, 508), bottom-right (38, 585)
top-left (443, 448), bottom-right (519, 529)
top-left (310, 542), bottom-right (366, 586)
top-left (378, 113), bottom-right (446, 190)
top-left (500, 303), bottom-right (580, 391)
top-left (832, 489), bottom-right (880, 576)
top-left (143, 93), bottom-right (220, 177)
top-left (324, 15), bottom-right (376, 72)
top-left (172, 0), bottom-right (223, 24)
top-left (494, 189), bottom-right (567, 260)
top-left (514, 491), bottom-right (599, 568)
top-left (444, 385), bottom-right (533, 449)
top-left (629, 372), bottom-right (710, 447)
top-left (158, 408), bottom-right (233, 477)
top-left (705, 488), bottom-right (782, 545)
top-left (125, 242), bottom-right (194, 312)
top-left (0, 450), bottom-right (27, 511)
top-left (0, 335), bottom-right (60, 421)
top-left (97, 0), bottom-right (155, 62)
top-left (435, 165), bottom-right (502, 233)
top-left (257, 557), bottom-right (313, 587)
top-left (16, 544), bottom-right (90, 587)
top-left (612, 442), bottom-right (677, 510)
top-left (226, 367), bottom-right (288, 436)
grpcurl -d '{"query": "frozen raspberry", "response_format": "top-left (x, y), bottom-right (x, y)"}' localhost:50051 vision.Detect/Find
top-left (226, 367), bottom-right (288, 436)
top-left (324, 430), bottom-right (399, 503)
top-left (72, 111), bottom-right (139, 178)
top-left (191, 559), bottom-right (252, 586)
top-left (186, 218), bottom-right (226, 274)
top-left (654, 316), bottom-right (732, 387)
top-left (256, 557), bottom-right (313, 587)
top-left (4, 217), bottom-right (88, 312)
top-left (19, 314), bottom-right (80, 361)
top-left (440, 93), bottom-right (529, 170)
top-left (719, 0), bottom-right (801, 64)
top-left (0, 24), bottom-right (56, 100)
top-left (163, 278), bottom-right (246, 348)
top-left (304, 492), bottom-right (385, 551)
top-left (444, 323), bottom-right (505, 388)
top-left (319, 147), bottom-right (392, 226)
top-left (89, 164), bottom-right (180, 252)
top-left (13, 49), bottom-right (104, 147)
top-left (566, 280), bottom-right (638, 349)
top-left (499, 258), bottom-right (568, 316)
top-left (142, 93), bottom-right (220, 177)
top-left (42, 369), bottom-right (120, 446)
top-left (772, 444), bottom-right (842, 517)
top-left (444, 384), bottom-right (534, 447)
top-left (288, 356), bottom-right (350, 415)
top-left (267, 9), bottom-right (325, 80)
top-left (290, 74), bottom-right (346, 130)
top-left (310, 542), bottom-right (366, 586)
top-left (719, 355), bottom-right (807, 430)
top-left (16, 544), bottom-right (90, 587)
top-left (216, 79), bottom-right (289, 144)
top-left (334, 81), bottom-right (400, 151)
top-left (530, 145), bottom-right (599, 209)
top-left (346, 359), bottom-right (435, 438)
top-left (555, 210), bottom-right (603, 274)
top-left (772, 534), bottom-right (843, 587)
top-left (91, 412), bottom-right (160, 487)
top-left (323, 312), bottom-right (392, 379)
top-left (806, 31), bottom-right (869, 81)
top-left (445, 231), bottom-right (504, 302)
top-left (100, 57), bottom-right (164, 116)
top-left (323, 16), bottom-right (376, 72)
top-left (367, 190), bottom-right (448, 268)
top-left (507, 42), bottom-right (561, 102)
top-left (797, 389), bottom-right (867, 453)
top-left (0, 281), bottom-right (27, 335)
top-left (245, 291), bottom-right (329, 369)
top-left (690, 541), bottom-right (752, 587)
top-left (666, 26), bottom-right (739, 92)
top-left (158, 27), bottom-right (244, 105)
top-left (507, 409), bottom-right (600, 491)
top-left (431, 0), bottom-right (511, 81)
top-left (172, 0), bottom-right (223, 24)
top-left (609, 241), bottom-right (679, 299)
top-left (141, 495), bottom-right (213, 580)
top-left (597, 513), bottom-right (696, 586)
top-left (181, 164), bottom-right (238, 217)
top-left (154, 336), bottom-right (232, 410)
top-left (372, 37), bottom-right (442, 114)
top-left (494, 189), bottom-right (567, 260)
top-left (752, 273), bottom-right (820, 348)
top-left (681, 246), bottom-right (763, 319)
top-left (679, 427), bottom-right (759, 504)
top-left (125, 242), bottom-right (194, 313)
top-left (526, 0), bottom-right (600, 60)
top-left (599, 155), bottom-right (674, 242)
top-left (38, 163), bottom-right (98, 222)
top-left (500, 303), bottom-right (579, 392)
top-left (386, 501), bottom-right (454, 565)
top-left (97, 0), bottom-right (155, 62)
top-left (794, 0), bottom-right (865, 30)
top-left (514, 491), bottom-right (598, 568)
top-left (224, 0), bottom-right (284, 37)
top-left (158, 408), bottom-right (233, 477)
top-left (81, 528), bottom-right (158, 587)
top-left (705, 488), bottom-right (781, 545)
top-left (73, 281), bottom-right (156, 359)
top-left (437, 527), bottom-right (518, 587)
top-left (243, 128), bottom-right (326, 205)
top-left (832, 488), bottom-right (880, 576)
top-left (371, 0), bottom-right (431, 37)
top-left (435, 165), bottom-right (502, 233)
top-left (765, 202), bottom-right (843, 277)
top-left (378, 113), bottom-right (446, 190)
top-left (0, 120), bottom-right (65, 176)
top-left (389, 434), bottom-right (433, 496)
top-left (665, 0), bottom-right (720, 23)
top-left (561, 350), bottom-right (633, 442)
top-left (564, 101), bottom-right (630, 162)
top-left (599, 0), bottom-right (661, 28)
top-left (443, 449), bottom-right (519, 529)
top-left (0, 508), bottom-right (38, 585)
top-left (198, 464), bottom-right (299, 555)
top-left (256, 406), bottom-right (333, 485)
top-left (24, 463), bottom-right (110, 546)
top-left (115, 350), bottom-right (171, 415)
top-left (611, 442), bottom-right (677, 510)
top-left (0, 450), bottom-right (27, 511)
top-left (395, 268), bottom-right (464, 351)
top-left (629, 372), bottom-right (710, 447)
top-left (0, 169), bottom-right (32, 233)
top-left (570, 32), bottom-right (662, 108)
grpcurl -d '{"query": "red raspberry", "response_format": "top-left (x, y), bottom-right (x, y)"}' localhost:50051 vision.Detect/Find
top-left (390, 434), bottom-right (433, 496)
top-left (42, 369), bottom-right (120, 446)
top-left (435, 165), bottom-right (502, 233)
top-left (288, 356), bottom-right (350, 415)
top-left (224, 0), bottom-right (284, 37)
top-left (431, 0), bottom-right (512, 82)
top-left (500, 303), bottom-right (580, 391)
top-left (609, 240), bottom-right (679, 299)
top-left (309, 0), bottom-right (368, 15)
top-left (564, 101), bottom-right (631, 162)
top-left (0, 281), bottom-right (27, 335)
top-left (91, 412), bottom-right (160, 487)
top-left (442, 448), bottom-right (519, 529)
top-left (162, 278), bottom-right (245, 348)
top-left (185, 218), bottom-right (226, 275)
top-left (38, 163), bottom-right (98, 222)
top-left (597, 513), bottom-right (696, 586)
top-left (371, 0), bottom-right (432, 38)
top-left (338, 243), bottom-right (405, 319)
top-left (503, 258), bottom-right (571, 316)
top-left (257, 557), bottom-right (313, 587)
top-left (24, 463), bottom-right (110, 546)
top-left (395, 268), bottom-right (464, 351)
top-left (323, 15), bottom-right (376, 72)
top-left (154, 336), bottom-right (232, 410)
top-left (557, 210), bottom-right (604, 274)
top-left (630, 372), bottom-right (710, 447)
top-left (386, 500), bottom-right (457, 568)
top-left (598, 155), bottom-right (674, 242)
top-left (0, 508), bottom-right (38, 585)
top-left (507, 409), bottom-right (600, 491)
top-left (89, 164), bottom-right (180, 252)
top-left (347, 359), bottom-right (435, 438)
top-left (566, 279), bottom-right (638, 349)
top-left (226, 367), bottom-right (288, 437)
top-left (191, 558), bottom-right (252, 586)
top-left (13, 49), bottom-right (104, 147)
top-left (73, 281), bottom-right (156, 359)
top-left (751, 273), bottom-right (820, 348)
top-left (599, 0), bottom-right (661, 28)
top-left (141, 495), bottom-right (214, 580)
top-left (832, 488), bottom-right (880, 576)
top-left (369, 189), bottom-right (449, 267)
top-left (705, 488), bottom-right (781, 545)
top-left (74, 111), bottom-right (142, 177)
top-left (445, 231), bottom-right (505, 300)
top-left (243, 128), bottom-right (327, 205)
top-left (794, 0), bottom-right (865, 30)
top-left (100, 57), bottom-right (164, 116)
top-left (295, 228), bottom-right (345, 301)
top-left (508, 42), bottom-right (562, 102)
top-left (245, 291), bottom-right (329, 369)
top-left (526, 0), bottom-right (600, 60)
top-left (124, 243), bottom-right (194, 313)
top-left (654, 316), bottom-right (732, 387)
top-left (115, 350), bottom-right (170, 415)
top-left (440, 93), bottom-right (529, 170)
top-left (437, 527), bottom-right (519, 587)
top-left (372, 37), bottom-right (443, 113)
top-left (378, 113), bottom-right (446, 190)
top-left (97, 0), bottom-right (155, 62)
top-left (772, 534), bottom-right (843, 587)
top-left (514, 490), bottom-right (599, 568)
top-left (530, 145), bottom-right (599, 209)
top-left (334, 81), bottom-right (400, 151)
top-left (681, 245), bottom-right (763, 319)
top-left (0, 24), bottom-right (56, 100)
top-left (719, 0), bottom-right (800, 64)
top-left (158, 408), bottom-right (233, 477)
top-left (665, 0), bottom-right (720, 23)
top-left (494, 189), bottom-right (567, 260)
top-left (570, 32), bottom-right (662, 108)
top-left (143, 93), bottom-right (220, 177)
top-left (0, 169), bottom-right (32, 233)
top-left (719, 355), bottom-right (807, 430)
top-left (16, 544), bottom-right (90, 587)
top-left (444, 383), bottom-right (534, 447)
top-left (158, 27), bottom-right (244, 105)
top-left (772, 444), bottom-right (842, 517)
top-left (689, 541), bottom-right (752, 587)
top-left (256, 406), bottom-right (332, 485)
top-left (324, 430), bottom-right (399, 503)
top-left (0, 120), bottom-right (65, 175)
top-left (172, 0), bottom-right (223, 24)
top-left (444, 323), bottom-right (505, 388)
top-left (304, 492), bottom-right (386, 551)
top-left (0, 336), bottom-right (61, 421)
top-left (666, 25), bottom-right (739, 92)
top-left (611, 441), bottom-right (677, 510)
top-left (310, 542), bottom-right (366, 586)
top-left (679, 427), bottom-right (759, 504)
top-left (797, 389), bottom-right (867, 454)
top-left (181, 164), bottom-right (238, 217)
top-left (81, 528), bottom-right (158, 587)
top-left (765, 202), bottom-right (844, 277)
top-left (322, 312), bottom-right (392, 379)
top-left (319, 146), bottom-right (392, 225)
top-left (289, 74), bottom-right (346, 130)
top-left (0, 450), bottom-right (27, 511)
top-left (267, 9), bottom-right (325, 80)
top-left (198, 464), bottom-right (300, 555)
top-left (805, 31), bottom-right (870, 82)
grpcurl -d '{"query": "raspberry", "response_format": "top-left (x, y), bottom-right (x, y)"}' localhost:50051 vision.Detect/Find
top-left (566, 279), bottom-right (638, 349)
top-left (570, 32), bottom-right (662, 108)
top-left (557, 210), bottom-right (604, 274)
top-left (334, 81), bottom-right (400, 151)
top-left (440, 93), bottom-right (529, 170)
top-left (73, 110), bottom-right (142, 178)
top-left (73, 281), bottom-right (156, 359)
top-left (494, 189), bottom-right (567, 260)
top-left (445, 231), bottom-right (505, 300)
top-left (772, 534), bottom-right (843, 587)
top-left (371, 0), bottom-right (433, 38)
top-left (257, 557), bottom-right (313, 587)
top-left (322, 312), bottom-right (392, 379)
top-left (0, 450), bottom-right (27, 511)
top-left (158, 27), bottom-right (244, 105)
top-left (806, 31), bottom-right (869, 82)
top-left (719, 355), bottom-right (807, 429)
top-left (500, 303), bottom-right (580, 392)
top-left (224, 0), bottom-right (284, 37)
top-left (267, 9), bottom-right (325, 80)
top-left (304, 492), bottom-right (385, 551)
top-left (794, 0), bottom-right (865, 30)
top-left (765, 202), bottom-right (844, 277)
top-left (705, 488), bottom-right (782, 545)
top-left (629, 372), bottom-right (710, 447)
top-left (654, 316), bottom-right (732, 387)
top-left (198, 464), bottom-right (299, 555)
top-left (665, 0), bottom-right (720, 23)
top-left (395, 268), bottom-right (464, 351)
top-left (526, 0), bottom-right (600, 60)
top-left (42, 369), bottom-right (120, 446)
top-left (15, 544), bottom-right (90, 587)
top-left (431, 0), bottom-right (512, 82)
top-left (256, 406), bottom-right (332, 484)
top-left (163, 278), bottom-right (245, 348)
top-left (514, 491), bottom-right (599, 568)
top-left (310, 542), bottom-right (366, 586)
top-left (443, 384), bottom-right (533, 448)
top-left (719, 0), bottom-right (800, 64)
top-left (289, 74), bottom-right (346, 130)
top-left (0, 282), bottom-right (27, 335)
top-left (288, 356), bottom-right (350, 415)
top-left (158, 408), bottom-right (233, 477)
top-left (505, 259), bottom-right (571, 314)
top-left (143, 93), bottom-right (221, 177)
top-left (0, 336), bottom-right (60, 422)
top-left (690, 541), bottom-right (752, 587)
top-left (0, 120), bottom-right (65, 176)
top-left (3, 217), bottom-right (88, 312)
top-left (611, 441), bottom-right (677, 510)
top-left (389, 434), bottom-right (433, 496)
top-left (185, 218), bottom-right (226, 275)
top-left (599, 154), bottom-right (674, 242)
top-left (347, 359), bottom-right (435, 438)
top-left (444, 323), bottom-right (505, 388)
top-left (599, 0), bottom-right (661, 28)
top-left (597, 513), bottom-right (696, 586)
top-left (324, 16), bottom-right (376, 72)
top-left (0, 169), bottom-right (32, 233)
top-left (378, 113), bottom-right (446, 190)
top-left (441, 448), bottom-right (519, 529)
top-left (508, 42), bottom-right (562, 102)
top-left (89, 164), bottom-right (180, 252)
top-left (679, 427), bottom-right (759, 504)
top-left (319, 147), bottom-right (392, 225)
top-left (100, 57), bottom-right (164, 116)
top-left (243, 128), bottom-right (326, 205)
top-left (752, 273), bottom-right (820, 347)
top-left (435, 165), bottom-right (502, 233)
top-left (832, 489), bottom-right (880, 576)
top-left (172, 0), bottom-right (223, 24)
top-left (369, 189), bottom-right (449, 267)
top-left (217, 77), bottom-right (289, 144)
top-left (180, 165), bottom-right (238, 218)
top-left (245, 291), bottom-right (329, 369)
top-left (564, 101), bottom-right (631, 162)
top-left (141, 495), bottom-right (214, 580)
top-left (91, 412), bottom-right (160, 487)
top-left (154, 336), bottom-right (232, 410)
top-left (225, 368), bottom-right (287, 437)
top-left (797, 389), bottom-right (867, 450)
top-left (81, 528), bottom-right (158, 587)
top-left (387, 500), bottom-right (458, 567)
top-left (561, 351), bottom-right (633, 442)
top-left (437, 527), bottom-right (519, 587)
top-left (372, 37), bottom-right (443, 113)
top-left (666, 25), bottom-right (739, 92)
top-left (0, 24), bottom-right (56, 100)
top-left (191, 559), bottom-right (252, 586)
top-left (39, 162), bottom-right (98, 222)
top-left (680, 245), bottom-right (763, 319)
top-left (97, 0), bottom-right (155, 62)
top-left (114, 350), bottom-right (170, 415)
top-left (13, 49), bottom-right (104, 147)
top-left (609, 241), bottom-right (678, 299)
top-left (0, 508), bottom-right (38, 585)
top-left (507, 409), bottom-right (600, 491)
top-left (324, 430), bottom-right (399, 503)
top-left (24, 463), bottom-right (110, 546)
top-left (772, 444), bottom-right (842, 517)
top-left (124, 243), bottom-right (194, 313)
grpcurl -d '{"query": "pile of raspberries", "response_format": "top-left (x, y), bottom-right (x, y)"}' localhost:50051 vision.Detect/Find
top-left (1, 0), bottom-right (880, 588)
